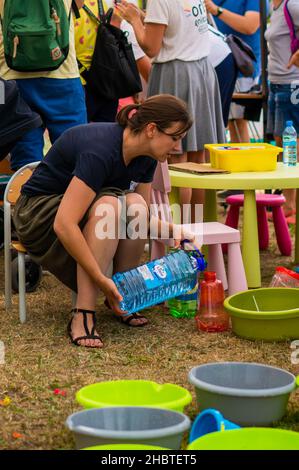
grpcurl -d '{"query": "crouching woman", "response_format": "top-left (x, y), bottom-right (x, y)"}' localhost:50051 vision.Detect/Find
top-left (13, 94), bottom-right (195, 348)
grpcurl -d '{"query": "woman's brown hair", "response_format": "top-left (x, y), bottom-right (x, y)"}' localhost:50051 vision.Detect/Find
top-left (117, 94), bottom-right (193, 137)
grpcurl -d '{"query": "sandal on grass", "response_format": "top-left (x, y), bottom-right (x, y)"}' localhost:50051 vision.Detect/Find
top-left (67, 308), bottom-right (103, 347)
top-left (104, 298), bottom-right (148, 327)
top-left (119, 312), bottom-right (148, 327)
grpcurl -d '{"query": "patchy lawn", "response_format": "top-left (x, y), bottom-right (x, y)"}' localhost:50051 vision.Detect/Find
top-left (1, 213), bottom-right (299, 449)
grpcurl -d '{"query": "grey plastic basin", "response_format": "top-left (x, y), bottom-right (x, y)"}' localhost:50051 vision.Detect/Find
top-left (189, 362), bottom-right (299, 426)
top-left (66, 406), bottom-right (191, 449)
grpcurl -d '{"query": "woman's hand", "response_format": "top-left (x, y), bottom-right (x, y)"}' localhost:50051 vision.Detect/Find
top-left (172, 225), bottom-right (201, 251)
top-left (99, 276), bottom-right (126, 316)
top-left (204, 0), bottom-right (219, 16)
top-left (288, 50), bottom-right (299, 69)
top-left (115, 1), bottom-right (142, 24)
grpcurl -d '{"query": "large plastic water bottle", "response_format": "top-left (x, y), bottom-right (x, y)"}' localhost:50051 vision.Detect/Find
top-left (283, 120), bottom-right (297, 166)
top-left (112, 244), bottom-right (206, 315)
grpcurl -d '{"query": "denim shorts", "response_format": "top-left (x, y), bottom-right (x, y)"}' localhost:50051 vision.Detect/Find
top-left (267, 83), bottom-right (299, 137)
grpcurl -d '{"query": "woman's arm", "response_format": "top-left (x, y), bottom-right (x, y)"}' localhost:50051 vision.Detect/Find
top-left (53, 176), bottom-right (123, 311)
top-left (136, 183), bottom-right (197, 247)
top-left (287, 2), bottom-right (299, 68)
top-left (205, 0), bottom-right (260, 35)
top-left (116, 2), bottom-right (166, 58)
top-left (136, 55), bottom-right (152, 82)
top-left (288, 50), bottom-right (299, 68)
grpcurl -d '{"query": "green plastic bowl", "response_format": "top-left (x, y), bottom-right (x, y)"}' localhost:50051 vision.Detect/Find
top-left (224, 288), bottom-right (299, 341)
top-left (83, 444), bottom-right (169, 450)
top-left (187, 428), bottom-right (299, 450)
top-left (76, 380), bottom-right (192, 412)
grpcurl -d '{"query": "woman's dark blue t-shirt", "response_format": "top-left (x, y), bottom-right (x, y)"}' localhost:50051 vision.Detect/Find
top-left (22, 123), bottom-right (158, 196)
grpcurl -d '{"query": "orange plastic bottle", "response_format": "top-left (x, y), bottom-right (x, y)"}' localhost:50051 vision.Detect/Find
top-left (195, 271), bottom-right (230, 332)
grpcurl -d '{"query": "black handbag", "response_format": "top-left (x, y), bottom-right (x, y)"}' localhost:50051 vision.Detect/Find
top-left (225, 34), bottom-right (257, 77)
top-left (77, 0), bottom-right (142, 101)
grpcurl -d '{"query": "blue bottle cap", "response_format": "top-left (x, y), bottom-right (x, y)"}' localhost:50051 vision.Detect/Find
top-left (181, 239), bottom-right (207, 272)
top-left (196, 255), bottom-right (207, 272)
top-left (286, 120), bottom-right (293, 127)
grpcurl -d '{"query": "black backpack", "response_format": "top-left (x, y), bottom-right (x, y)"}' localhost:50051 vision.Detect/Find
top-left (75, 0), bottom-right (142, 100)
top-left (0, 78), bottom-right (42, 161)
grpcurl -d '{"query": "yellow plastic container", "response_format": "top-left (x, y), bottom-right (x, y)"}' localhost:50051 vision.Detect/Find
top-left (205, 143), bottom-right (282, 172)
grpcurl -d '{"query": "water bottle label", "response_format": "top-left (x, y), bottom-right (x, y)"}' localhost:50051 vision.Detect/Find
top-left (137, 265), bottom-right (154, 281)
top-left (137, 260), bottom-right (173, 290)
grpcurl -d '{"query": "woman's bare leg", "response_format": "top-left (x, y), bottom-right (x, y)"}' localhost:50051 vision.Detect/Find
top-left (112, 193), bottom-right (149, 325)
top-left (71, 195), bottom-right (122, 347)
top-left (228, 119), bottom-right (250, 142)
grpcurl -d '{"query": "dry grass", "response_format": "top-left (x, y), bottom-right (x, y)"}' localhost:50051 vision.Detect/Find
top-left (0, 210), bottom-right (299, 449)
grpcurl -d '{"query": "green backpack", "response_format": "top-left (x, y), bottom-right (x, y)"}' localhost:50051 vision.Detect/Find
top-left (1, 0), bottom-right (70, 72)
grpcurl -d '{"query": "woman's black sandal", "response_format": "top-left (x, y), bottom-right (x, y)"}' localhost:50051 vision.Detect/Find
top-left (119, 312), bottom-right (148, 327)
top-left (104, 298), bottom-right (148, 327)
top-left (67, 308), bottom-right (103, 347)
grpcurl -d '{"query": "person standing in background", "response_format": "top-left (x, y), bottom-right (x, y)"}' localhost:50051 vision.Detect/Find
top-left (205, 0), bottom-right (262, 143)
top-left (208, 25), bottom-right (238, 127)
top-left (74, 0), bottom-right (151, 122)
top-left (117, 0), bottom-right (225, 222)
top-left (0, 0), bottom-right (87, 171)
top-left (265, 0), bottom-right (299, 221)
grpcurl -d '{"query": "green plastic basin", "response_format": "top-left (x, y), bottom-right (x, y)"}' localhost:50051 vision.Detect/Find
top-left (224, 288), bottom-right (299, 341)
top-left (83, 444), bottom-right (169, 450)
top-left (76, 380), bottom-right (192, 412)
top-left (187, 428), bottom-right (299, 450)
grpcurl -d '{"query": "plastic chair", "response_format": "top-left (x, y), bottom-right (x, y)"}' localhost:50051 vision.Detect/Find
top-left (4, 162), bottom-right (40, 323)
top-left (150, 162), bottom-right (248, 295)
top-left (225, 193), bottom-right (292, 256)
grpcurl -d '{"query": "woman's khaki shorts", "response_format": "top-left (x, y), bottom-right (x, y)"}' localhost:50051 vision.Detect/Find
top-left (13, 188), bottom-right (128, 292)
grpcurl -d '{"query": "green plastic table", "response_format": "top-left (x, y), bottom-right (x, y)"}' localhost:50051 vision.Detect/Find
top-left (169, 163), bottom-right (299, 288)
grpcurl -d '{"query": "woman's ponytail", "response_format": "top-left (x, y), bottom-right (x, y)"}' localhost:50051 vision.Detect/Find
top-left (117, 103), bottom-right (141, 127)
top-left (116, 94), bottom-right (193, 135)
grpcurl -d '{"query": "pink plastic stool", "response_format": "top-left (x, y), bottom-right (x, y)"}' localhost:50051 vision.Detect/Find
top-left (225, 193), bottom-right (292, 256)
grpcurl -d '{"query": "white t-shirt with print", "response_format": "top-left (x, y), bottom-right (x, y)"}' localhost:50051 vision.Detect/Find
top-left (208, 26), bottom-right (231, 68)
top-left (145, 0), bottom-right (210, 63)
